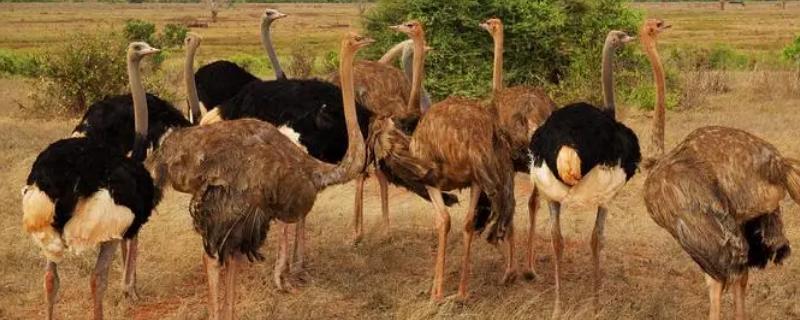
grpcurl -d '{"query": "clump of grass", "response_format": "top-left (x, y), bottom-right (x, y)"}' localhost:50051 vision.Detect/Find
top-left (746, 68), bottom-right (800, 101)
top-left (227, 53), bottom-right (272, 77)
top-left (287, 43), bottom-right (315, 79)
top-left (0, 49), bottom-right (42, 77)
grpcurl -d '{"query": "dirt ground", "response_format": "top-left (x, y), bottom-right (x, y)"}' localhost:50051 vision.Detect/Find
top-left (1, 2), bottom-right (800, 320)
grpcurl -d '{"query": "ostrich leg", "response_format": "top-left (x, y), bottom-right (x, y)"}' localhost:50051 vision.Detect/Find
top-left (524, 188), bottom-right (540, 280)
top-left (221, 254), bottom-right (238, 320)
top-left (292, 218), bottom-right (306, 278)
top-left (705, 274), bottom-right (723, 320)
top-left (733, 272), bottom-right (749, 320)
top-left (91, 241), bottom-right (118, 320)
top-left (549, 201), bottom-right (563, 319)
top-left (591, 206), bottom-right (608, 317)
top-left (425, 186), bottom-right (451, 302)
top-left (273, 223), bottom-right (294, 292)
top-left (457, 184), bottom-right (481, 300)
top-left (375, 169), bottom-right (390, 233)
top-left (121, 236), bottom-right (139, 300)
top-left (352, 173), bottom-right (366, 244)
top-left (44, 260), bottom-right (59, 320)
top-left (204, 254), bottom-right (222, 320)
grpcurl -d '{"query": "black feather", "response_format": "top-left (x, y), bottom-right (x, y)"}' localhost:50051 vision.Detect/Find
top-left (194, 60), bottom-right (259, 108)
top-left (73, 93), bottom-right (191, 156)
top-left (217, 78), bottom-right (372, 163)
top-left (26, 138), bottom-right (159, 238)
top-left (529, 102), bottom-right (641, 181)
top-left (743, 213), bottom-right (791, 269)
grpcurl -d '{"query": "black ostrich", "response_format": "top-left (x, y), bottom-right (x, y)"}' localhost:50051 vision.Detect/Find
top-left (527, 29), bottom-right (642, 318)
top-left (194, 8), bottom-right (287, 112)
top-left (21, 42), bottom-right (162, 320)
top-left (71, 34), bottom-right (205, 153)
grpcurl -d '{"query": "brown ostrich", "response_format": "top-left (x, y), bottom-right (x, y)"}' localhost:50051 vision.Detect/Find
top-left (327, 25), bottom-right (431, 244)
top-left (148, 32), bottom-right (374, 319)
top-left (480, 17), bottom-right (557, 278)
top-left (641, 19), bottom-right (800, 320)
top-left (387, 21), bottom-right (517, 302)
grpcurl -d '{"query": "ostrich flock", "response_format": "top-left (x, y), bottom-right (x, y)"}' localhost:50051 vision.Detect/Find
top-left (18, 7), bottom-right (800, 320)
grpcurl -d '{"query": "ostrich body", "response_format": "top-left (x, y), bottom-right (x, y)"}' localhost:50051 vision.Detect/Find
top-left (641, 19), bottom-right (799, 320)
top-left (22, 42), bottom-right (161, 320)
top-left (149, 33), bottom-right (372, 320)
top-left (348, 24), bottom-right (441, 244)
top-left (481, 18), bottom-right (558, 278)
top-left (389, 21), bottom-right (516, 302)
top-left (528, 29), bottom-right (641, 317)
top-left (194, 9), bottom-right (287, 111)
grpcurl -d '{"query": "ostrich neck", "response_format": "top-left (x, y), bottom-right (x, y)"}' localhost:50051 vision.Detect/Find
top-left (184, 44), bottom-right (201, 124)
top-left (492, 31), bottom-right (504, 94)
top-left (601, 39), bottom-right (617, 117)
top-left (261, 21), bottom-right (285, 80)
top-left (128, 55), bottom-right (149, 162)
top-left (314, 46), bottom-right (366, 188)
top-left (643, 36), bottom-right (666, 156)
top-left (406, 35), bottom-right (426, 113)
top-left (378, 40), bottom-right (406, 64)
top-left (402, 42), bottom-right (432, 113)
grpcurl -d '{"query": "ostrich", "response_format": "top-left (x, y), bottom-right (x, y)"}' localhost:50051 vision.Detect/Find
top-left (378, 39), bottom-right (433, 112)
top-left (194, 8), bottom-right (287, 111)
top-left (349, 23), bottom-right (441, 244)
top-left (148, 32), bottom-right (374, 320)
top-left (385, 21), bottom-right (517, 302)
top-left (72, 36), bottom-right (193, 151)
top-left (528, 28), bottom-right (641, 316)
top-left (480, 17), bottom-right (558, 279)
top-left (641, 19), bottom-right (799, 320)
top-left (21, 42), bottom-right (161, 320)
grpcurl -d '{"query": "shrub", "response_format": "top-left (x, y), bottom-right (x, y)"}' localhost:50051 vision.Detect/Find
top-left (160, 23), bottom-right (190, 48)
top-left (362, 0), bottom-right (642, 102)
top-left (287, 44), bottom-right (315, 79)
top-left (0, 49), bottom-right (41, 77)
top-left (668, 45), bottom-right (749, 71)
top-left (28, 30), bottom-right (168, 116)
top-left (782, 34), bottom-right (800, 65)
top-left (227, 53), bottom-right (271, 76)
top-left (123, 19), bottom-right (156, 44)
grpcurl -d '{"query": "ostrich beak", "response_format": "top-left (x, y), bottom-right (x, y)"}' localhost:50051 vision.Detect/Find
top-left (142, 48), bottom-right (160, 55)
top-left (622, 35), bottom-right (636, 43)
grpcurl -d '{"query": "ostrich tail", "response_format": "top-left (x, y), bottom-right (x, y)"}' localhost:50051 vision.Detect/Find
top-left (377, 160), bottom-right (458, 207)
top-left (472, 192), bottom-right (492, 232)
top-left (784, 158), bottom-right (800, 205)
top-left (369, 118), bottom-right (459, 207)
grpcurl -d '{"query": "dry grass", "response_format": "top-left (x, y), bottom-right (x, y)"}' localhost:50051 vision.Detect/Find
top-left (2, 2), bottom-right (800, 320)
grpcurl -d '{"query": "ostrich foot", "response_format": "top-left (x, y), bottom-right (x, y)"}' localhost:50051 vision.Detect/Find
top-left (551, 300), bottom-right (562, 320)
top-left (501, 269), bottom-right (518, 285)
top-left (122, 287), bottom-right (140, 302)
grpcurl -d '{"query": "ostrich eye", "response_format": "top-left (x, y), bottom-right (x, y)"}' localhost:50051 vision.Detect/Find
top-left (134, 45), bottom-right (142, 50)
top-left (406, 23), bottom-right (413, 28)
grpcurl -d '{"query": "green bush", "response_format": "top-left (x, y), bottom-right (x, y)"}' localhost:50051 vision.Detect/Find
top-left (160, 23), bottom-right (190, 48)
top-left (227, 53), bottom-right (272, 77)
top-left (28, 30), bottom-right (170, 116)
top-left (123, 19), bottom-right (156, 44)
top-left (0, 49), bottom-right (41, 77)
top-left (783, 34), bottom-right (800, 66)
top-left (363, 0), bottom-right (642, 102)
top-left (668, 44), bottom-right (749, 71)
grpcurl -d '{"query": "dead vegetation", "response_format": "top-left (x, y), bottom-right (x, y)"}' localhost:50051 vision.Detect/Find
top-left (1, 2), bottom-right (800, 320)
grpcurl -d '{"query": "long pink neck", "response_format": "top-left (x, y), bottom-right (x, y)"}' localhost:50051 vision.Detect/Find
top-left (643, 35), bottom-right (666, 157)
top-left (491, 29), bottom-right (504, 94)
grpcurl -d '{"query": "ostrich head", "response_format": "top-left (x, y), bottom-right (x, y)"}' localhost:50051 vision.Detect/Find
top-left (640, 19), bottom-right (671, 39)
top-left (343, 32), bottom-right (375, 52)
top-left (184, 32), bottom-right (202, 49)
top-left (389, 20), bottom-right (424, 39)
top-left (479, 18), bottom-right (503, 36)
top-left (262, 8), bottom-right (288, 24)
top-left (605, 30), bottom-right (636, 48)
top-left (127, 42), bottom-right (160, 62)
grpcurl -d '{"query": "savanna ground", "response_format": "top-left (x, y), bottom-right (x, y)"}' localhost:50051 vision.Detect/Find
top-left (2, 1), bottom-right (800, 319)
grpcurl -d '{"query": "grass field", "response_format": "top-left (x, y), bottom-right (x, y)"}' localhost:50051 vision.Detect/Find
top-left (1, 2), bottom-right (800, 320)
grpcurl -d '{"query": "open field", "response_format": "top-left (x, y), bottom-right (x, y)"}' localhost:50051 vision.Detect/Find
top-left (2, 2), bottom-right (800, 320)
